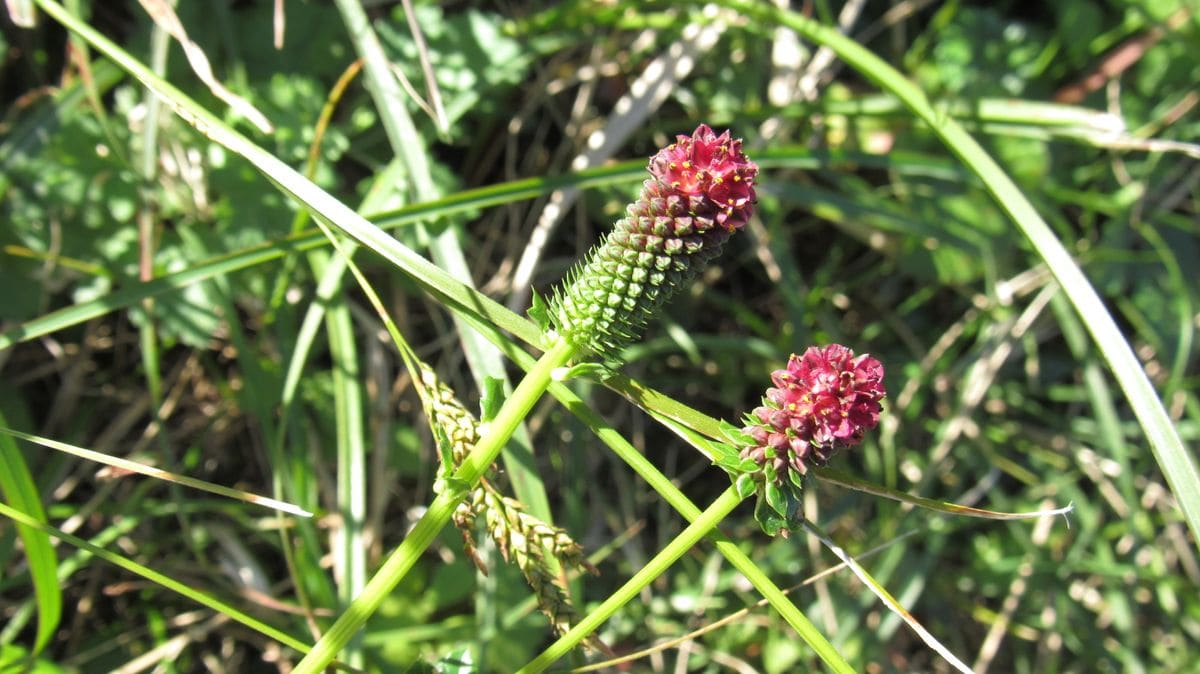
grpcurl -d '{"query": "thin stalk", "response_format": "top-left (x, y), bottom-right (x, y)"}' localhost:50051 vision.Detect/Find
top-left (517, 487), bottom-right (745, 673)
top-left (292, 338), bottom-right (577, 674)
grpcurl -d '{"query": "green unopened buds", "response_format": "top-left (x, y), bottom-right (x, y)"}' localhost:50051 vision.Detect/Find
top-left (549, 124), bottom-right (758, 360)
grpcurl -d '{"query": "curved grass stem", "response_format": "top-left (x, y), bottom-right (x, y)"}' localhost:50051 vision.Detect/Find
top-left (716, 0), bottom-right (1200, 552)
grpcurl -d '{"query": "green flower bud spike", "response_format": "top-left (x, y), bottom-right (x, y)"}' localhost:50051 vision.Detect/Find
top-left (549, 124), bottom-right (758, 360)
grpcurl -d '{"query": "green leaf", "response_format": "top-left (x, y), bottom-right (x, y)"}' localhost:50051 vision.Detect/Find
top-left (718, 419), bottom-right (755, 447)
top-left (734, 472), bottom-right (758, 500)
top-left (479, 376), bottom-right (506, 423)
top-left (754, 493), bottom-right (788, 537)
top-left (764, 481), bottom-right (785, 517)
top-left (754, 477), bottom-right (805, 537)
top-left (788, 465), bottom-right (807, 490)
top-left (553, 361), bottom-right (616, 382)
top-left (0, 411), bottom-right (60, 655)
top-left (527, 289), bottom-right (551, 334)
top-left (0, 643), bottom-right (71, 673)
top-left (707, 439), bottom-right (743, 469)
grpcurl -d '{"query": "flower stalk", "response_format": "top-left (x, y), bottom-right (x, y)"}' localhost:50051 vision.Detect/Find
top-left (516, 485), bottom-right (746, 674)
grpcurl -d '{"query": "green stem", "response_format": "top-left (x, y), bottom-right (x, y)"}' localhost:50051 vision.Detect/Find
top-left (517, 486), bottom-right (746, 673)
top-left (544, 397), bottom-right (853, 672)
top-left (293, 338), bottom-right (577, 674)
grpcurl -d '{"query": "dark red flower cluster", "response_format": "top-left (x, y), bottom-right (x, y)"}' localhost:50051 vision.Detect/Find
top-left (741, 345), bottom-right (886, 482)
top-left (648, 124), bottom-right (757, 230)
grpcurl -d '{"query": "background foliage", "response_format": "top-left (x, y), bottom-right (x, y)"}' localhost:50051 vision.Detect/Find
top-left (2, 0), bottom-right (1197, 672)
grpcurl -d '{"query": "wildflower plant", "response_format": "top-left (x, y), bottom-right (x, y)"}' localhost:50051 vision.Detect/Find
top-left (290, 124), bottom-right (771, 673)
top-left (5, 3), bottom-right (1187, 674)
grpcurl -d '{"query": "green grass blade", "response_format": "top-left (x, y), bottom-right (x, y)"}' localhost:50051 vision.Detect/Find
top-left (0, 501), bottom-right (316, 661)
top-left (28, 0), bottom-right (540, 350)
top-left (326, 280), bottom-right (367, 667)
top-left (725, 0), bottom-right (1200, 549)
top-left (0, 148), bottom-right (945, 356)
top-left (0, 412), bottom-right (61, 655)
top-left (803, 520), bottom-right (973, 674)
top-left (0, 428), bottom-right (311, 517)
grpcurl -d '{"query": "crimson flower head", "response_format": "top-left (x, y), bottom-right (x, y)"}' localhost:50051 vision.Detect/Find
top-left (648, 124), bottom-right (757, 230)
top-left (548, 124), bottom-right (757, 360)
top-left (741, 345), bottom-right (886, 485)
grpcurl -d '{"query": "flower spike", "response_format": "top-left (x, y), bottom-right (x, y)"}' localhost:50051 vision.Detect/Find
top-left (733, 345), bottom-right (886, 535)
top-left (548, 124), bottom-right (757, 360)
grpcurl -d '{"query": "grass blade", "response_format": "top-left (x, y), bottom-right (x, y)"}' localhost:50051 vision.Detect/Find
top-left (0, 501), bottom-right (316, 662)
top-left (332, 0), bottom-right (553, 523)
top-left (803, 520), bottom-right (974, 674)
top-left (0, 428), bottom-right (312, 518)
top-left (0, 412), bottom-right (61, 655)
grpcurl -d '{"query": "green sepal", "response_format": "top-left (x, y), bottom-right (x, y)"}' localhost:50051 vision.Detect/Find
top-left (752, 478), bottom-right (805, 536)
top-left (528, 288), bottom-right (551, 334)
top-left (708, 440), bottom-right (745, 473)
top-left (718, 419), bottom-right (756, 447)
top-left (479, 376), bottom-right (506, 423)
top-left (738, 458), bottom-right (761, 473)
top-left (734, 472), bottom-right (758, 499)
